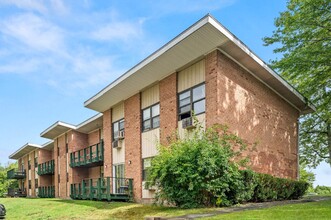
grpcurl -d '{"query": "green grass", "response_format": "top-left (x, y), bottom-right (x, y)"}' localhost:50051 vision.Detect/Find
top-left (1, 197), bottom-right (330, 220)
top-left (0, 198), bottom-right (216, 220)
top-left (202, 199), bottom-right (331, 220)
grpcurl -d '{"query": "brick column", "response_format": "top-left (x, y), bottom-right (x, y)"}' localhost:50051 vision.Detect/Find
top-left (159, 72), bottom-right (178, 145)
top-left (54, 138), bottom-right (59, 197)
top-left (124, 93), bottom-right (142, 201)
top-left (30, 151), bottom-right (36, 197)
top-left (103, 109), bottom-right (113, 177)
top-left (205, 50), bottom-right (220, 128)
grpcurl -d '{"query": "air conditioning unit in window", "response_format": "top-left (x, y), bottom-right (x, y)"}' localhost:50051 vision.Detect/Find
top-left (182, 117), bottom-right (195, 129)
top-left (112, 140), bottom-right (121, 148)
top-left (144, 181), bottom-right (157, 191)
top-left (118, 131), bottom-right (125, 140)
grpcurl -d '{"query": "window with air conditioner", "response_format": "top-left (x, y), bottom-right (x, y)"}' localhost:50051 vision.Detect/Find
top-left (178, 83), bottom-right (205, 121)
top-left (112, 119), bottom-right (125, 141)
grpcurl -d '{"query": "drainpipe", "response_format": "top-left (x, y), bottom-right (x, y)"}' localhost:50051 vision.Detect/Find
top-left (297, 118), bottom-right (300, 180)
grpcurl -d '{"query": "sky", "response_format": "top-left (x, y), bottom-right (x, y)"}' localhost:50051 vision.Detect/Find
top-left (0, 0), bottom-right (330, 187)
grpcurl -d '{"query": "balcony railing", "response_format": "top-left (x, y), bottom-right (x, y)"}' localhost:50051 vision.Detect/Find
top-left (70, 140), bottom-right (104, 168)
top-left (38, 186), bottom-right (55, 198)
top-left (7, 188), bottom-right (27, 197)
top-left (70, 177), bottom-right (133, 201)
top-left (37, 160), bottom-right (55, 175)
top-left (7, 169), bottom-right (26, 179)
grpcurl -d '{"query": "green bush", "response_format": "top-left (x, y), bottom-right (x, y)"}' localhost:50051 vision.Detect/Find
top-left (314, 185), bottom-right (331, 195)
top-left (252, 173), bottom-right (308, 202)
top-left (148, 123), bottom-right (309, 208)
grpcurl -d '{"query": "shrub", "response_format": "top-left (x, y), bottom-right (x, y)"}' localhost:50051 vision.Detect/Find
top-left (148, 123), bottom-right (309, 208)
top-left (314, 185), bottom-right (331, 195)
top-left (149, 124), bottom-right (249, 208)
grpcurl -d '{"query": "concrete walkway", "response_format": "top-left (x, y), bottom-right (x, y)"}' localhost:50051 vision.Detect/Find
top-left (146, 196), bottom-right (331, 220)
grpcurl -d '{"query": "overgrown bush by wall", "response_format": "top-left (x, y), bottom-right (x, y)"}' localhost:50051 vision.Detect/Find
top-left (148, 123), bottom-right (309, 208)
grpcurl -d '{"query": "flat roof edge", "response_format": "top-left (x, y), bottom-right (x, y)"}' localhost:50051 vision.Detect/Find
top-left (40, 121), bottom-right (77, 137)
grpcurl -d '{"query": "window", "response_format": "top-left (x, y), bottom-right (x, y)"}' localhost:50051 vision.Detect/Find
top-left (113, 164), bottom-right (125, 193)
top-left (57, 147), bottom-right (60, 156)
top-left (34, 157), bottom-right (38, 168)
top-left (66, 172), bottom-right (69, 182)
top-left (28, 180), bottom-right (31, 189)
top-left (178, 83), bottom-right (205, 120)
top-left (66, 143), bottom-right (68, 153)
top-left (35, 179), bottom-right (38, 188)
top-left (142, 103), bottom-right (160, 132)
top-left (142, 158), bottom-right (153, 181)
top-left (28, 160), bottom-right (31, 170)
top-left (112, 119), bottom-right (125, 140)
top-left (58, 174), bottom-right (60, 183)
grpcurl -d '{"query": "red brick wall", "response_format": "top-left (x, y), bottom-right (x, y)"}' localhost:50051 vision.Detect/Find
top-left (23, 155), bottom-right (28, 193)
top-left (103, 109), bottom-right (113, 177)
top-left (160, 72), bottom-right (178, 145)
top-left (205, 50), bottom-right (299, 179)
top-left (88, 129), bottom-right (101, 146)
top-left (69, 130), bottom-right (89, 184)
top-left (29, 151), bottom-right (36, 197)
top-left (88, 166), bottom-right (101, 179)
top-left (124, 94), bottom-right (142, 201)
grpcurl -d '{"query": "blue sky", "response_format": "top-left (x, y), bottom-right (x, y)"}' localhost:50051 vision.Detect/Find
top-left (0, 0), bottom-right (330, 186)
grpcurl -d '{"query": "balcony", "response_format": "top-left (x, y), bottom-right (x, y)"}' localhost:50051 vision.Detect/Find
top-left (7, 188), bottom-right (27, 197)
top-left (7, 169), bottom-right (26, 179)
top-left (37, 160), bottom-right (55, 175)
top-left (70, 177), bottom-right (133, 201)
top-left (70, 140), bottom-right (104, 168)
top-left (38, 186), bottom-right (55, 198)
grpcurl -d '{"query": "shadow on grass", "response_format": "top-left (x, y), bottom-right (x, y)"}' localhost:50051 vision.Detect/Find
top-left (51, 198), bottom-right (133, 210)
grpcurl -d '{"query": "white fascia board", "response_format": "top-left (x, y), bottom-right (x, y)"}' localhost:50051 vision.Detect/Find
top-left (9, 143), bottom-right (41, 159)
top-left (40, 121), bottom-right (77, 137)
top-left (76, 113), bottom-right (103, 130)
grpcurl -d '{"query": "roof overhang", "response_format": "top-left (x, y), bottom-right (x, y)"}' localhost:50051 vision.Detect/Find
top-left (9, 143), bottom-right (41, 160)
top-left (76, 113), bottom-right (103, 134)
top-left (41, 141), bottom-right (54, 151)
top-left (40, 121), bottom-right (76, 139)
top-left (84, 14), bottom-right (314, 115)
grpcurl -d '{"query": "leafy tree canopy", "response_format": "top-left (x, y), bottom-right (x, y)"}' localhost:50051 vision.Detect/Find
top-left (264, 0), bottom-right (331, 167)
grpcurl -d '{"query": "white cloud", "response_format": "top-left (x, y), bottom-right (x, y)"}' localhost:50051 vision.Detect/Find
top-left (91, 20), bottom-right (144, 42)
top-left (0, 0), bottom-right (47, 14)
top-left (50, 0), bottom-right (69, 15)
top-left (1, 13), bottom-right (65, 53)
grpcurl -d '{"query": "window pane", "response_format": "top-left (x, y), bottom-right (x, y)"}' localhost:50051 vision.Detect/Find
top-left (113, 122), bottom-right (119, 139)
top-left (193, 99), bottom-right (205, 114)
top-left (152, 116), bottom-right (160, 128)
top-left (151, 104), bottom-right (160, 117)
top-left (119, 120), bottom-right (125, 130)
top-left (179, 97), bottom-right (190, 107)
top-left (143, 158), bottom-right (152, 168)
top-left (143, 120), bottom-right (151, 131)
top-left (179, 91), bottom-right (190, 101)
top-left (193, 84), bottom-right (205, 101)
top-left (143, 109), bottom-right (151, 120)
top-left (180, 105), bottom-right (191, 114)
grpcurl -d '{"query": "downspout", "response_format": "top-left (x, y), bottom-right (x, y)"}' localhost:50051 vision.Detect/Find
top-left (297, 118), bottom-right (300, 180)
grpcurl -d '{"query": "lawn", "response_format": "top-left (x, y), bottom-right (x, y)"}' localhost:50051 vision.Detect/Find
top-left (202, 198), bottom-right (331, 220)
top-left (0, 198), bottom-right (216, 220)
top-left (0, 197), bottom-right (330, 220)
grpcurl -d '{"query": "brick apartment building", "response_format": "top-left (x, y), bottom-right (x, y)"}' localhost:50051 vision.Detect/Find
top-left (8, 15), bottom-right (314, 202)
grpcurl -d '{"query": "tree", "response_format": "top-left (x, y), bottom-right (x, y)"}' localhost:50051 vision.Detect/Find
top-left (264, 0), bottom-right (331, 167)
top-left (299, 164), bottom-right (315, 192)
top-left (0, 162), bottom-right (19, 197)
